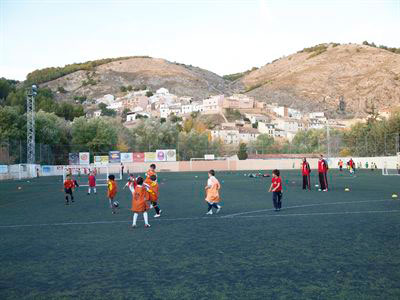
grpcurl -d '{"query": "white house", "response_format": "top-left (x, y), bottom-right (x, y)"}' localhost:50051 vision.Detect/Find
top-left (309, 112), bottom-right (325, 119)
top-left (192, 101), bottom-right (204, 113)
top-left (273, 118), bottom-right (305, 133)
top-left (203, 95), bottom-right (224, 114)
top-left (245, 113), bottom-right (269, 124)
top-left (211, 127), bottom-right (240, 145)
top-left (181, 104), bottom-right (193, 115)
top-left (308, 118), bottom-right (326, 129)
top-left (288, 108), bottom-right (302, 119)
top-left (93, 110), bottom-right (102, 118)
top-left (258, 122), bottom-right (276, 137)
top-left (126, 112), bottom-right (151, 122)
top-left (238, 127), bottom-right (260, 143)
top-left (107, 100), bottom-right (123, 111)
top-left (160, 104), bottom-right (171, 119)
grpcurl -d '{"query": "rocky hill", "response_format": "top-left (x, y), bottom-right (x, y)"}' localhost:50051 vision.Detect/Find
top-left (41, 57), bottom-right (232, 101)
top-left (37, 43), bottom-right (400, 118)
top-left (235, 43), bottom-right (400, 117)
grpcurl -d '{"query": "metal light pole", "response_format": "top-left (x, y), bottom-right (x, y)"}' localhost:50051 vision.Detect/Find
top-left (27, 85), bottom-right (37, 164)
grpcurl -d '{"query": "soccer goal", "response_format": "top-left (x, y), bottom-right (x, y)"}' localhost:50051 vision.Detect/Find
top-left (382, 153), bottom-right (400, 176)
top-left (62, 165), bottom-right (122, 186)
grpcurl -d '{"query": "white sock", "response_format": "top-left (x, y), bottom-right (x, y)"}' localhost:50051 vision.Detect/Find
top-left (133, 213), bottom-right (138, 226)
top-left (143, 212), bottom-right (149, 225)
top-left (109, 199), bottom-right (112, 208)
top-left (88, 188), bottom-right (90, 194)
top-left (94, 188), bottom-right (96, 193)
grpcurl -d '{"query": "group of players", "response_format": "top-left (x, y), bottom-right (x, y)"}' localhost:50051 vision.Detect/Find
top-left (63, 154), bottom-right (360, 227)
top-left (62, 163), bottom-right (224, 228)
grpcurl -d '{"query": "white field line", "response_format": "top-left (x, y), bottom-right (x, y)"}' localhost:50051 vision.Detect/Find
top-left (0, 199), bottom-right (398, 229)
top-left (221, 199), bottom-right (392, 218)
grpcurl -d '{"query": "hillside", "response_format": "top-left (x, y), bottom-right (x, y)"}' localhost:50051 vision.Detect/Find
top-left (41, 57), bottom-right (232, 101)
top-left (236, 43), bottom-right (400, 117)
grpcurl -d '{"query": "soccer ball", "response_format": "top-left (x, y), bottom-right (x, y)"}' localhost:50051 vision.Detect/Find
top-left (18, 186), bottom-right (22, 190)
top-left (392, 194), bottom-right (398, 199)
top-left (315, 184), bottom-right (319, 187)
top-left (344, 188), bottom-right (350, 192)
top-left (113, 201), bottom-right (119, 207)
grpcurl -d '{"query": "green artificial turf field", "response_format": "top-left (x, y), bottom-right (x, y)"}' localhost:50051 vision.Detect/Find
top-left (1, 169), bottom-right (400, 299)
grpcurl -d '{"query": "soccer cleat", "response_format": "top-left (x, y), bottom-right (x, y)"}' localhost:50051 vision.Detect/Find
top-left (318, 189), bottom-right (322, 192)
top-left (131, 224), bottom-right (137, 229)
top-left (145, 224), bottom-right (151, 228)
top-left (216, 205), bottom-right (222, 213)
top-left (154, 214), bottom-right (161, 218)
top-left (323, 189), bottom-right (328, 192)
top-left (206, 210), bottom-right (213, 215)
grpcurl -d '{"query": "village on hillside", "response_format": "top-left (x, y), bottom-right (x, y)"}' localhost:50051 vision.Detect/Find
top-left (86, 87), bottom-right (346, 145)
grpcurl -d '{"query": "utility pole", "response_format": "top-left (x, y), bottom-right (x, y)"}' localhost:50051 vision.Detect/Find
top-left (27, 85), bottom-right (38, 164)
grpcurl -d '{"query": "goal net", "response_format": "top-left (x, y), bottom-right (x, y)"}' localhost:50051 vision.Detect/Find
top-left (62, 165), bottom-right (122, 186)
top-left (382, 153), bottom-right (400, 176)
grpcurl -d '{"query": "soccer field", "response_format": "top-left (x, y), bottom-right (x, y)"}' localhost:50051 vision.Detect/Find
top-left (1, 170), bottom-right (400, 299)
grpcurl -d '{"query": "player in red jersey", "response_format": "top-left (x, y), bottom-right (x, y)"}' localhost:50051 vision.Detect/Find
top-left (318, 155), bottom-right (329, 191)
top-left (87, 172), bottom-right (96, 195)
top-left (63, 175), bottom-right (76, 205)
top-left (301, 158), bottom-right (311, 190)
top-left (268, 169), bottom-right (283, 211)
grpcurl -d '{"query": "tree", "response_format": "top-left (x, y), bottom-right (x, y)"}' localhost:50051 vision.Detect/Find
top-left (249, 134), bottom-right (275, 154)
top-left (0, 106), bottom-right (26, 141)
top-left (238, 143), bottom-right (248, 160)
top-left (146, 91), bottom-right (154, 97)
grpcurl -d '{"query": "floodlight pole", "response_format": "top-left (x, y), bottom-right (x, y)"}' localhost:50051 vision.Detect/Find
top-left (27, 85), bottom-right (37, 164)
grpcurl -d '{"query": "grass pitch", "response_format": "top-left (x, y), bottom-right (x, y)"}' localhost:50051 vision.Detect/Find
top-left (1, 170), bottom-right (400, 299)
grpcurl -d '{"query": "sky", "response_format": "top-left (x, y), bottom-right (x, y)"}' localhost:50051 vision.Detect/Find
top-left (1, 0), bottom-right (399, 81)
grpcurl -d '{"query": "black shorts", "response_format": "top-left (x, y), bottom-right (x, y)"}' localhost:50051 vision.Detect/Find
top-left (65, 188), bottom-right (73, 195)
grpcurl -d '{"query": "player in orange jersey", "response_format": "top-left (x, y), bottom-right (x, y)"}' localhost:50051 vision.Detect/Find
top-left (63, 174), bottom-right (75, 205)
top-left (144, 164), bottom-right (157, 185)
top-left (205, 169), bottom-right (222, 215)
top-left (131, 176), bottom-right (151, 228)
top-left (107, 174), bottom-right (118, 214)
top-left (148, 174), bottom-right (162, 218)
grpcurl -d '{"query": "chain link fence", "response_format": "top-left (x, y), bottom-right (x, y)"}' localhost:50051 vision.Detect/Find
top-left (1, 131), bottom-right (399, 165)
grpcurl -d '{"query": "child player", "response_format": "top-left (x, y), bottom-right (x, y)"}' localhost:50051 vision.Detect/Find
top-left (144, 164), bottom-right (157, 185)
top-left (131, 176), bottom-right (151, 228)
top-left (87, 172), bottom-right (96, 195)
top-left (107, 175), bottom-right (118, 214)
top-left (148, 174), bottom-right (162, 217)
top-left (268, 169), bottom-right (282, 211)
top-left (124, 174), bottom-right (137, 193)
top-left (205, 169), bottom-right (222, 215)
top-left (63, 174), bottom-right (75, 205)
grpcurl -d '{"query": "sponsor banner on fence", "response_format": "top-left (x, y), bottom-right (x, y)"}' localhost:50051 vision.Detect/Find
top-left (0, 165), bottom-right (8, 174)
top-left (94, 155), bottom-right (109, 165)
top-left (69, 153), bottom-right (79, 165)
top-left (166, 149), bottom-right (177, 161)
top-left (121, 152), bottom-right (133, 163)
top-left (133, 152), bottom-right (145, 162)
top-left (144, 152), bottom-right (156, 162)
top-left (204, 154), bottom-right (215, 160)
top-left (156, 150), bottom-right (167, 162)
top-left (79, 152), bottom-right (90, 165)
top-left (41, 165), bottom-right (52, 174)
top-left (109, 151), bottom-right (121, 163)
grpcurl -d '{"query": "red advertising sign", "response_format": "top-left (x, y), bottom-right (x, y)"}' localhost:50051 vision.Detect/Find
top-left (133, 152), bottom-right (145, 162)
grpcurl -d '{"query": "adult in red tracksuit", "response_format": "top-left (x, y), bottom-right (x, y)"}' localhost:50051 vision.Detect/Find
top-left (318, 155), bottom-right (329, 191)
top-left (301, 158), bottom-right (311, 190)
